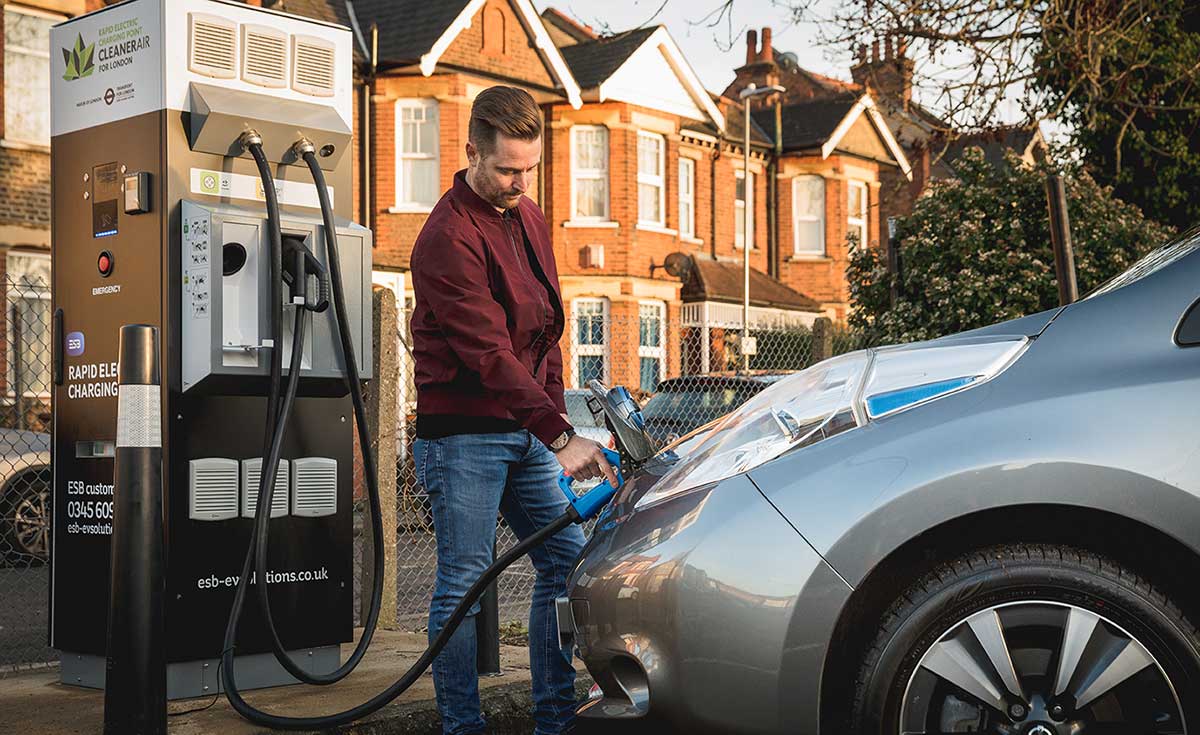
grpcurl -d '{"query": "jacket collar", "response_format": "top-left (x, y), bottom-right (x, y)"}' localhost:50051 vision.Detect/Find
top-left (453, 169), bottom-right (506, 220)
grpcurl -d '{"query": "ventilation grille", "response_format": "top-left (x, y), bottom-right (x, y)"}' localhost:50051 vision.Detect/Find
top-left (292, 35), bottom-right (335, 97)
top-left (242, 458), bottom-right (290, 519)
top-left (189, 458), bottom-right (239, 521)
top-left (291, 457), bottom-right (337, 518)
top-left (189, 14), bottom-right (237, 79)
top-left (242, 25), bottom-right (288, 88)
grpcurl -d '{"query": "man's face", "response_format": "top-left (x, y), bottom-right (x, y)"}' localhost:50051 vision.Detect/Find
top-left (467, 133), bottom-right (541, 211)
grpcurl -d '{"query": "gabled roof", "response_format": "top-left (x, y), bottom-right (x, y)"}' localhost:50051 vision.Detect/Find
top-left (559, 27), bottom-right (657, 88)
top-left (350, 0), bottom-right (582, 107)
top-left (682, 258), bottom-right (821, 312)
top-left (539, 7), bottom-right (598, 45)
top-left (753, 93), bottom-right (859, 150)
top-left (750, 93), bottom-right (912, 179)
top-left (939, 125), bottom-right (1045, 173)
top-left (557, 25), bottom-right (724, 128)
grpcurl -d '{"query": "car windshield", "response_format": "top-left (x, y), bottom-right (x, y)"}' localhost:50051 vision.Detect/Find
top-left (642, 385), bottom-right (757, 425)
top-left (1087, 228), bottom-right (1200, 299)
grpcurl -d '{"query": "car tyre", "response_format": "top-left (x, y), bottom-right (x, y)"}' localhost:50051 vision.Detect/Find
top-left (1, 469), bottom-right (51, 565)
top-left (851, 544), bottom-right (1200, 733)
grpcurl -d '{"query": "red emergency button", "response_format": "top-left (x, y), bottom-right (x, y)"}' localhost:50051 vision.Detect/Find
top-left (98, 251), bottom-right (113, 277)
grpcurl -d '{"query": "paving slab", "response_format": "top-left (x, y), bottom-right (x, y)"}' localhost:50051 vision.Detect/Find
top-left (0, 629), bottom-right (592, 735)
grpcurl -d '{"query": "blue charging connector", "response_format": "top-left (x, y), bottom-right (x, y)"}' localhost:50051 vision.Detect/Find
top-left (557, 447), bottom-right (623, 523)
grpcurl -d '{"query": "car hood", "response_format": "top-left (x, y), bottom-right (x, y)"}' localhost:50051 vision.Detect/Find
top-left (944, 305), bottom-right (1067, 340)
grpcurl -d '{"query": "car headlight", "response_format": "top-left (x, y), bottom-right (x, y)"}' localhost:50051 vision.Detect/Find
top-left (634, 336), bottom-right (1028, 509)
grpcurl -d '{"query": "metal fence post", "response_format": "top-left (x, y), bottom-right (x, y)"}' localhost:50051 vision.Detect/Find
top-left (104, 324), bottom-right (165, 735)
top-left (476, 540), bottom-right (501, 676)
top-left (364, 286), bottom-right (399, 629)
top-left (811, 317), bottom-right (833, 364)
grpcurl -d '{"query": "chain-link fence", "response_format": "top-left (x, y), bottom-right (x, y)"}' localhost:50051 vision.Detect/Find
top-left (385, 304), bottom-right (877, 632)
top-left (0, 276), bottom-right (880, 673)
top-left (1, 273), bottom-right (55, 677)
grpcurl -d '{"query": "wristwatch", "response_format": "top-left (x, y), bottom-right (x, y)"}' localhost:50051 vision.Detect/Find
top-left (549, 428), bottom-right (575, 451)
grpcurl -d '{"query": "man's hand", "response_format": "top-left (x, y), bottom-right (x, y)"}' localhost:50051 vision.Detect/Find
top-left (554, 435), bottom-right (619, 488)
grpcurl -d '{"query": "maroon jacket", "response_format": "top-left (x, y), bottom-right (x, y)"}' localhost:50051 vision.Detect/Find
top-left (409, 171), bottom-right (572, 446)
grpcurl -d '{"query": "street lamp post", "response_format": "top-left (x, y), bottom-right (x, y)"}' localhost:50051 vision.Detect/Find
top-left (738, 83), bottom-right (785, 371)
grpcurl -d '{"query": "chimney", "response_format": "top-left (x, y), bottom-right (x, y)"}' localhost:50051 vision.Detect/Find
top-left (760, 27), bottom-right (773, 63)
top-left (871, 39), bottom-right (880, 62)
top-left (850, 34), bottom-right (915, 108)
top-left (746, 29), bottom-right (758, 66)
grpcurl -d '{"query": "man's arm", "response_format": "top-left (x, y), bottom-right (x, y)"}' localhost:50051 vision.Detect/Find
top-left (411, 234), bottom-right (571, 447)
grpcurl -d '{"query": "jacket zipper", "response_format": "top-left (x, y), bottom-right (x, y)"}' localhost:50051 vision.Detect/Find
top-left (504, 218), bottom-right (549, 372)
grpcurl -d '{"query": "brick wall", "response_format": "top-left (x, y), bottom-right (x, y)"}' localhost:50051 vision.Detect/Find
top-left (0, 148), bottom-right (51, 230)
top-left (438, 0), bottom-right (554, 89)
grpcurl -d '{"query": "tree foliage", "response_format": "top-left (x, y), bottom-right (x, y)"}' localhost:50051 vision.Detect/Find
top-left (847, 148), bottom-right (1174, 344)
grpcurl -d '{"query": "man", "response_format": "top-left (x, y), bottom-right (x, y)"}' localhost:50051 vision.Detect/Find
top-left (410, 86), bottom-right (618, 735)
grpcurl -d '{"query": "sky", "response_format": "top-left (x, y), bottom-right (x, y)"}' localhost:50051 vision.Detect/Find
top-left (531, 0), bottom-right (849, 97)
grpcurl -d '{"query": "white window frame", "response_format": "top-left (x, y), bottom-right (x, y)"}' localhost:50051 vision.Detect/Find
top-left (678, 157), bottom-right (696, 239)
top-left (848, 180), bottom-right (868, 249)
top-left (570, 125), bottom-right (610, 222)
top-left (637, 300), bottom-right (667, 390)
top-left (4, 5), bottom-right (61, 147)
top-left (792, 175), bottom-right (826, 257)
top-left (393, 98), bottom-right (440, 211)
top-left (6, 250), bottom-right (51, 399)
top-left (735, 168), bottom-right (755, 250)
top-left (570, 297), bottom-right (610, 389)
top-left (637, 131), bottom-right (666, 227)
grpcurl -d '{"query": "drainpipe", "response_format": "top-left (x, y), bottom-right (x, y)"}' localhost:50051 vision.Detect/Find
top-left (360, 24), bottom-right (377, 233)
top-left (709, 145), bottom-right (720, 260)
top-left (769, 98), bottom-right (782, 279)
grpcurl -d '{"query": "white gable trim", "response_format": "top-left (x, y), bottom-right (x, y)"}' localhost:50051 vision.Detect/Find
top-left (596, 27), bottom-right (723, 129)
top-left (820, 94), bottom-right (912, 180)
top-left (418, 0), bottom-right (582, 109)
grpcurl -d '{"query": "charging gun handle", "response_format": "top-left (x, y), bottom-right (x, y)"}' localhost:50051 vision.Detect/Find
top-left (557, 447), bottom-right (623, 523)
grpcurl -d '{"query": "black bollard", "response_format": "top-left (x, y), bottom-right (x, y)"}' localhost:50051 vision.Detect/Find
top-left (104, 324), bottom-right (166, 735)
top-left (476, 539), bottom-right (502, 676)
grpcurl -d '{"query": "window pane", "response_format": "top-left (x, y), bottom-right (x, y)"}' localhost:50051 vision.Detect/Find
top-left (796, 220), bottom-right (823, 253)
top-left (736, 174), bottom-right (746, 201)
top-left (849, 182), bottom-right (865, 214)
top-left (638, 182), bottom-right (661, 223)
top-left (418, 108), bottom-right (438, 155)
top-left (403, 158), bottom-right (438, 205)
top-left (681, 201), bottom-right (693, 236)
top-left (576, 303), bottom-right (605, 345)
top-left (679, 159), bottom-right (693, 195)
top-left (578, 355), bottom-right (605, 385)
top-left (575, 178), bottom-right (606, 218)
top-left (638, 135), bottom-right (661, 176)
top-left (795, 176), bottom-right (824, 216)
top-left (639, 305), bottom-right (662, 347)
top-left (5, 11), bottom-right (53, 144)
top-left (575, 128), bottom-right (607, 169)
top-left (640, 358), bottom-right (660, 392)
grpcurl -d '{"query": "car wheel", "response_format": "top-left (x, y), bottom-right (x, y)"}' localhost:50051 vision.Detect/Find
top-left (2, 470), bottom-right (51, 564)
top-left (852, 544), bottom-right (1200, 734)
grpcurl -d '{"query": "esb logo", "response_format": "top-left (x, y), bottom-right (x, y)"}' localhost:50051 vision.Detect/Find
top-left (66, 332), bottom-right (85, 357)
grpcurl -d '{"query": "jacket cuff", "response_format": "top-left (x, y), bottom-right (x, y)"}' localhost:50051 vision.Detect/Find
top-left (529, 410), bottom-right (573, 448)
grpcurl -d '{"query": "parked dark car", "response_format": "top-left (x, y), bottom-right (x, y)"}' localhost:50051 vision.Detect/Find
top-left (565, 232), bottom-right (1200, 733)
top-left (0, 428), bottom-right (51, 564)
top-left (639, 373), bottom-right (788, 444)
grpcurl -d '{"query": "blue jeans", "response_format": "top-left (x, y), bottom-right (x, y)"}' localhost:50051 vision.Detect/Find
top-left (414, 431), bottom-right (586, 735)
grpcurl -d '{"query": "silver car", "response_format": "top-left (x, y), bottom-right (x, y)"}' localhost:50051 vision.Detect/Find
top-left (0, 428), bottom-right (51, 564)
top-left (566, 232), bottom-right (1200, 733)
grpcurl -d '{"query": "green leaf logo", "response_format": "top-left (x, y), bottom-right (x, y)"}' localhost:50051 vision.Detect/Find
top-left (62, 33), bottom-right (96, 81)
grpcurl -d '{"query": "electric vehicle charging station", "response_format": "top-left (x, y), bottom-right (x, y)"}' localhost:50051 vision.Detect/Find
top-left (49, 0), bottom-right (370, 699)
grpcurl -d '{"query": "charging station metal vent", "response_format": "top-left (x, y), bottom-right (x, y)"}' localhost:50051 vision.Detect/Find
top-left (242, 458), bottom-right (290, 519)
top-left (241, 24), bottom-right (288, 88)
top-left (189, 458), bottom-right (240, 521)
top-left (291, 458), bottom-right (337, 517)
top-left (292, 35), bottom-right (336, 97)
top-left (188, 14), bottom-right (237, 79)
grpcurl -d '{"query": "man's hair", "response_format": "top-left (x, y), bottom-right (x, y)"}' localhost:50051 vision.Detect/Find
top-left (469, 86), bottom-right (542, 156)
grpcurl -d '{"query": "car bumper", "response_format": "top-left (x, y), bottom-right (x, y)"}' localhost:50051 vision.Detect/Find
top-left (564, 473), bottom-right (852, 734)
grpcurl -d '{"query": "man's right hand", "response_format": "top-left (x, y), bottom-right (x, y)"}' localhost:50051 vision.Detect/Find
top-left (554, 435), bottom-right (619, 488)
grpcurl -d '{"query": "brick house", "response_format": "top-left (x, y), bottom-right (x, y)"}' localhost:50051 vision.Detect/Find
top-left (1, 0), bottom-right (102, 429)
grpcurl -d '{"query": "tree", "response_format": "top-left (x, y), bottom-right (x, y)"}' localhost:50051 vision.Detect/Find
top-left (1037, 1), bottom-right (1200, 231)
top-left (847, 148), bottom-right (1174, 344)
